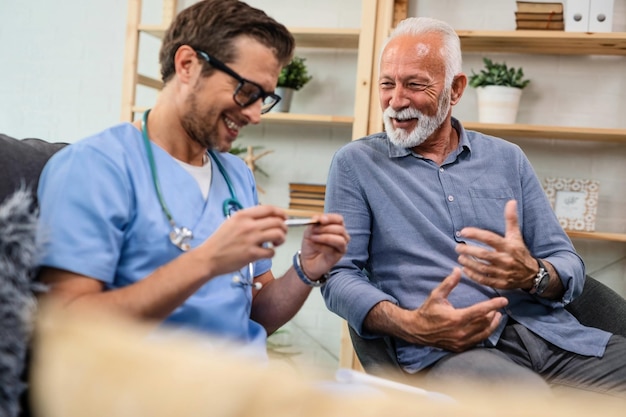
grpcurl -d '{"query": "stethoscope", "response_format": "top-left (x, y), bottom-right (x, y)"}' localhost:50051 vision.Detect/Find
top-left (141, 109), bottom-right (261, 290)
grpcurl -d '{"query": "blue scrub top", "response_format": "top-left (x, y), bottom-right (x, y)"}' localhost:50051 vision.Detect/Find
top-left (37, 123), bottom-right (272, 351)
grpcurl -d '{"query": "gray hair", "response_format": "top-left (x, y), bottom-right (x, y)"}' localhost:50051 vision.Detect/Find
top-left (381, 17), bottom-right (462, 88)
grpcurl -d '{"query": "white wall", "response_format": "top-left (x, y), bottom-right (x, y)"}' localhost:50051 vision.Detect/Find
top-left (0, 0), bottom-right (127, 142)
top-left (2, 0), bottom-right (626, 373)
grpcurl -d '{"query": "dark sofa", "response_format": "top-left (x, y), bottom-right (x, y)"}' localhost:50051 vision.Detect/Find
top-left (0, 133), bottom-right (67, 417)
top-left (0, 134), bottom-right (67, 206)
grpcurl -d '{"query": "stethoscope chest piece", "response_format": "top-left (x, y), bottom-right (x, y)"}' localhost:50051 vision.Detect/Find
top-left (169, 225), bottom-right (193, 251)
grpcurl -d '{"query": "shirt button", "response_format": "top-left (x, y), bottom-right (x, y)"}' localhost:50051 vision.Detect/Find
top-left (448, 195), bottom-right (454, 202)
top-left (455, 231), bottom-right (461, 237)
top-left (439, 167), bottom-right (444, 172)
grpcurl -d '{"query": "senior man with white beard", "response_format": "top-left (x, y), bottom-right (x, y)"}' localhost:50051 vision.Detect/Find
top-left (322, 16), bottom-right (626, 398)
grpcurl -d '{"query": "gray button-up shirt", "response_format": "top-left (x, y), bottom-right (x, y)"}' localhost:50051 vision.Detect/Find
top-left (322, 118), bottom-right (611, 373)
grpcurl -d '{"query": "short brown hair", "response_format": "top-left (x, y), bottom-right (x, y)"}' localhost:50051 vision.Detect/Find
top-left (159, 0), bottom-right (295, 83)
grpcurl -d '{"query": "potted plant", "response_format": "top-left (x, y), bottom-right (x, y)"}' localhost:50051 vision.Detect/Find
top-left (468, 57), bottom-right (530, 124)
top-left (273, 56), bottom-right (313, 113)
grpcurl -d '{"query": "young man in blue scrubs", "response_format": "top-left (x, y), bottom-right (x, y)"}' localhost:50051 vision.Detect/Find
top-left (36, 0), bottom-right (349, 355)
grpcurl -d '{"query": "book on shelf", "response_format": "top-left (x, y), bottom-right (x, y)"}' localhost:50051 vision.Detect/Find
top-left (514, 11), bottom-right (563, 21)
top-left (288, 182), bottom-right (326, 214)
top-left (289, 198), bottom-right (325, 207)
top-left (289, 191), bottom-right (326, 200)
top-left (288, 182), bottom-right (326, 194)
top-left (516, 1), bottom-right (564, 13)
top-left (288, 203), bottom-right (324, 213)
top-left (516, 19), bottom-right (564, 30)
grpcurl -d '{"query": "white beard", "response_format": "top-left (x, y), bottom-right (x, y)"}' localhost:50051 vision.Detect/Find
top-left (383, 88), bottom-right (451, 148)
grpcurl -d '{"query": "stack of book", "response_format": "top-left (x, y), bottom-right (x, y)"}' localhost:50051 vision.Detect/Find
top-left (288, 183), bottom-right (326, 213)
top-left (515, 1), bottom-right (564, 30)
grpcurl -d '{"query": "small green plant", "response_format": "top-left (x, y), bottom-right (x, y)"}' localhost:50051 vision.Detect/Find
top-left (228, 144), bottom-right (247, 156)
top-left (468, 57), bottom-right (530, 89)
top-left (277, 56), bottom-right (312, 91)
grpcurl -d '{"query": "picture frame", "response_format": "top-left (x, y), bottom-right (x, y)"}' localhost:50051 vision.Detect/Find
top-left (543, 177), bottom-right (600, 232)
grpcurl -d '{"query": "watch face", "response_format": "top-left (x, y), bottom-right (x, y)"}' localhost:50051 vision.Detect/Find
top-left (537, 269), bottom-right (550, 294)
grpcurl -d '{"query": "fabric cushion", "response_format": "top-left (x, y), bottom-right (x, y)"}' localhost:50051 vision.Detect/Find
top-left (565, 276), bottom-right (626, 336)
top-left (0, 133), bottom-right (67, 206)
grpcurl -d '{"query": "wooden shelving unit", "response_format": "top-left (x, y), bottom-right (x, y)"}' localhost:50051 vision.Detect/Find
top-left (123, 21), bottom-right (371, 131)
top-left (138, 25), bottom-right (361, 47)
top-left (458, 30), bottom-right (626, 56)
top-left (121, 0), bottom-right (177, 122)
top-left (136, 24), bottom-right (169, 38)
top-left (128, 26), bottom-right (626, 134)
top-left (262, 112), bottom-right (353, 127)
top-left (462, 122), bottom-right (626, 143)
top-left (290, 27), bottom-right (360, 49)
top-left (566, 231), bottom-right (626, 243)
top-left (133, 101), bottom-right (356, 128)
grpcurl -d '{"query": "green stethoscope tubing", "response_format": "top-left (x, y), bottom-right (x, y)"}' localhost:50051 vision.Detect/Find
top-left (140, 109), bottom-right (244, 235)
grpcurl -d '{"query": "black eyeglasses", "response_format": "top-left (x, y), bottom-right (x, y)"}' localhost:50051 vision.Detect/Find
top-left (195, 49), bottom-right (281, 114)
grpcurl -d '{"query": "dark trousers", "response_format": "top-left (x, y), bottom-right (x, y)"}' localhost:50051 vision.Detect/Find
top-left (419, 322), bottom-right (626, 399)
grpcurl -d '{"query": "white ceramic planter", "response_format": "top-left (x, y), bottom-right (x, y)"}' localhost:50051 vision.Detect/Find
top-left (475, 85), bottom-right (523, 124)
top-left (272, 86), bottom-right (295, 112)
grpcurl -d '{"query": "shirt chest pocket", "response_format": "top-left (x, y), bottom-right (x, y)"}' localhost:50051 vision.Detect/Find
top-left (467, 187), bottom-right (514, 232)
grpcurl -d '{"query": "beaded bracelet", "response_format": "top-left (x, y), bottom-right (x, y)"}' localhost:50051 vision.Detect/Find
top-left (293, 250), bottom-right (329, 287)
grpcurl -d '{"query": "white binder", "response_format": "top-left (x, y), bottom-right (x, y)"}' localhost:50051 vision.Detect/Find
top-left (565, 0), bottom-right (590, 32)
top-left (588, 0), bottom-right (614, 32)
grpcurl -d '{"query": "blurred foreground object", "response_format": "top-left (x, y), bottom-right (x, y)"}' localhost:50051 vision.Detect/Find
top-left (30, 303), bottom-right (625, 417)
top-left (0, 189), bottom-right (39, 417)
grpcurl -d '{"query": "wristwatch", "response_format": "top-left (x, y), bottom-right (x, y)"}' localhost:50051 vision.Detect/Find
top-left (529, 258), bottom-right (550, 296)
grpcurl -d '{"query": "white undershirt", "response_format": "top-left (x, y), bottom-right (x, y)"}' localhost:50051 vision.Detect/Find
top-left (175, 157), bottom-right (212, 200)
